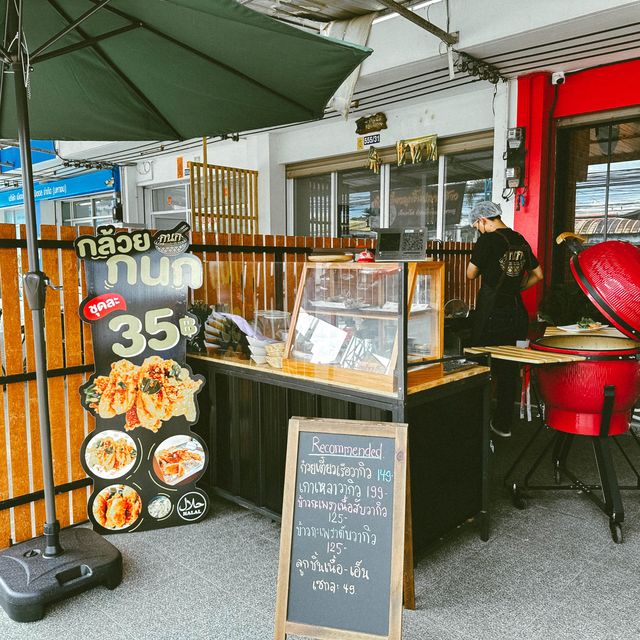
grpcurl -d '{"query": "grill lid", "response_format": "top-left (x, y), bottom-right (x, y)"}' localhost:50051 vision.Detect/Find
top-left (568, 240), bottom-right (640, 341)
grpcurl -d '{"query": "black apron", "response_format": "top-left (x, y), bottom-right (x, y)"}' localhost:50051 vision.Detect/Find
top-left (471, 230), bottom-right (529, 346)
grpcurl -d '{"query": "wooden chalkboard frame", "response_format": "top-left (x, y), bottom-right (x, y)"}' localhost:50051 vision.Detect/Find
top-left (274, 417), bottom-right (408, 640)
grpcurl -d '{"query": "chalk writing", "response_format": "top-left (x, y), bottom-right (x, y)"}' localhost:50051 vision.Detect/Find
top-left (310, 436), bottom-right (383, 459)
top-left (287, 431), bottom-right (395, 634)
top-left (298, 480), bottom-right (362, 498)
top-left (296, 495), bottom-right (388, 518)
top-left (295, 522), bottom-right (378, 545)
top-left (298, 459), bottom-right (372, 479)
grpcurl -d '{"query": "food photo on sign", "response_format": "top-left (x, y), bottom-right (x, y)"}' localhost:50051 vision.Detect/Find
top-left (76, 223), bottom-right (210, 536)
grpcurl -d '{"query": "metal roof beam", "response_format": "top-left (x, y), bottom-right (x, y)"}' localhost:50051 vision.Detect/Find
top-left (375, 0), bottom-right (458, 45)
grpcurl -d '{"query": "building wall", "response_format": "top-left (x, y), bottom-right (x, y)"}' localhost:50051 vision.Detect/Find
top-left (362, 0), bottom-right (638, 78)
top-left (56, 1), bottom-right (638, 236)
top-left (74, 84), bottom-right (506, 232)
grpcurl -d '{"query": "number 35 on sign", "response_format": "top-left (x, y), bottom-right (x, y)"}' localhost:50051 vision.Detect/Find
top-left (108, 308), bottom-right (198, 358)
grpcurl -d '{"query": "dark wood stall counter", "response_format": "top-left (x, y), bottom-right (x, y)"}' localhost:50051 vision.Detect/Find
top-left (189, 352), bottom-right (491, 554)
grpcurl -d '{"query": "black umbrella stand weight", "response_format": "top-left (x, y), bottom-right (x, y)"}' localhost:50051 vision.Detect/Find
top-left (0, 7), bottom-right (122, 623)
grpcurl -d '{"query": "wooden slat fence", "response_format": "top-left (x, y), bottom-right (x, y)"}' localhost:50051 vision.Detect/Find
top-left (0, 226), bottom-right (476, 550)
top-left (0, 224), bottom-right (94, 550)
top-left (429, 241), bottom-right (480, 311)
top-left (192, 236), bottom-right (479, 316)
top-left (192, 234), bottom-right (376, 315)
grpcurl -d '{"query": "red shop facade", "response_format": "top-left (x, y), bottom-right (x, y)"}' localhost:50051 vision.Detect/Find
top-left (513, 59), bottom-right (640, 313)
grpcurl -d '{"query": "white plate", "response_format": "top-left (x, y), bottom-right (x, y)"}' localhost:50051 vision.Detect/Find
top-left (557, 323), bottom-right (609, 333)
top-left (85, 430), bottom-right (138, 479)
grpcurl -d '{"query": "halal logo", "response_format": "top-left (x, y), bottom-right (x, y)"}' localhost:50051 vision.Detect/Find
top-left (177, 491), bottom-right (207, 522)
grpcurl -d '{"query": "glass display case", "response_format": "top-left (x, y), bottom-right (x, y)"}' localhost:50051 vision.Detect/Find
top-left (283, 261), bottom-right (444, 393)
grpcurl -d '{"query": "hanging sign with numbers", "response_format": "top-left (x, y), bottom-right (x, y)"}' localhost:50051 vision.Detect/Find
top-left (75, 223), bottom-right (209, 534)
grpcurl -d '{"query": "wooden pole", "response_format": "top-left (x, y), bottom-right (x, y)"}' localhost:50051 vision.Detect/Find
top-left (403, 443), bottom-right (415, 610)
top-left (202, 137), bottom-right (209, 242)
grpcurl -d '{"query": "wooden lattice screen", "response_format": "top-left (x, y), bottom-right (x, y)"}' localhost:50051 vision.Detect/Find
top-left (189, 161), bottom-right (259, 237)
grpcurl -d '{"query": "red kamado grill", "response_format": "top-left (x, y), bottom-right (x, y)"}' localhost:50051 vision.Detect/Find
top-left (509, 234), bottom-right (640, 543)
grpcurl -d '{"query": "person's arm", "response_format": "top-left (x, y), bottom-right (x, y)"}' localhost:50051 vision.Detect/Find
top-left (467, 235), bottom-right (488, 280)
top-left (467, 261), bottom-right (480, 280)
top-left (521, 265), bottom-right (543, 291)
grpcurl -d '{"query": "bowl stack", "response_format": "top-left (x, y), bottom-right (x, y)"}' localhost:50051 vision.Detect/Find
top-left (247, 336), bottom-right (270, 365)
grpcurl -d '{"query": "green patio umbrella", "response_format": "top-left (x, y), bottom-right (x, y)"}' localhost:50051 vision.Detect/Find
top-left (0, 0), bottom-right (371, 139)
top-left (0, 0), bottom-right (370, 622)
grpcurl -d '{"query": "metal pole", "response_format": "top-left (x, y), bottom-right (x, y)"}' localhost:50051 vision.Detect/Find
top-left (9, 3), bottom-right (63, 557)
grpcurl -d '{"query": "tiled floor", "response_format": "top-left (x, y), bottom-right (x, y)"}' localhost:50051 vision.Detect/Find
top-left (2, 421), bottom-right (640, 639)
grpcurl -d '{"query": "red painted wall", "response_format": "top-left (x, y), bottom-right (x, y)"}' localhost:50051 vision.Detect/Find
top-left (554, 59), bottom-right (640, 119)
top-left (514, 59), bottom-right (640, 314)
top-left (514, 73), bottom-right (556, 313)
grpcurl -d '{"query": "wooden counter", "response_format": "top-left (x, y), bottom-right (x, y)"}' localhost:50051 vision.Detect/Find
top-left (189, 352), bottom-right (491, 553)
top-left (189, 351), bottom-right (490, 396)
top-left (464, 345), bottom-right (586, 364)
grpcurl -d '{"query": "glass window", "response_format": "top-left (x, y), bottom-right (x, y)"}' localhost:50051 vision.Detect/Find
top-left (290, 141), bottom-right (494, 239)
top-left (151, 185), bottom-right (188, 212)
top-left (1, 208), bottom-right (24, 224)
top-left (293, 174), bottom-right (332, 237)
top-left (388, 162), bottom-right (438, 237)
top-left (151, 212), bottom-right (188, 230)
top-left (560, 121), bottom-right (640, 245)
top-left (337, 168), bottom-right (381, 238)
top-left (94, 197), bottom-right (116, 220)
top-left (554, 118), bottom-right (640, 282)
top-left (72, 200), bottom-right (93, 223)
top-left (60, 195), bottom-right (116, 229)
top-left (443, 149), bottom-right (493, 242)
top-left (148, 184), bottom-right (190, 230)
top-left (61, 201), bottom-right (72, 224)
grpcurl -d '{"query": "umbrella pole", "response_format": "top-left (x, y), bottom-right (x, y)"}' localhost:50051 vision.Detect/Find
top-left (12, 61), bottom-right (63, 558)
top-left (1, 54), bottom-right (122, 623)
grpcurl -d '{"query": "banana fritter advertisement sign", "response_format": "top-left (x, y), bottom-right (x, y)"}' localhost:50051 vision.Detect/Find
top-left (75, 223), bottom-right (209, 534)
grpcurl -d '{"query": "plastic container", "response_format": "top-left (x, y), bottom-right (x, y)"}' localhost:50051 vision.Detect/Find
top-left (253, 310), bottom-right (290, 341)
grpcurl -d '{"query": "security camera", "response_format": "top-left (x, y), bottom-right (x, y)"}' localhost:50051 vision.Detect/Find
top-left (551, 71), bottom-right (565, 85)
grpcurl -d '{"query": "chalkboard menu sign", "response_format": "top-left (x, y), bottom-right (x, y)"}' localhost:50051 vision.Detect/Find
top-left (275, 418), bottom-right (408, 640)
top-left (75, 223), bottom-right (209, 535)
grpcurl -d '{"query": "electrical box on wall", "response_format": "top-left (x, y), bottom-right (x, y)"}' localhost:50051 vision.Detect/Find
top-left (505, 166), bottom-right (521, 189)
top-left (505, 127), bottom-right (526, 188)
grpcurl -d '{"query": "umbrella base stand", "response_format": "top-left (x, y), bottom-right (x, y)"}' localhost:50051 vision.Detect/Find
top-left (0, 527), bottom-right (122, 622)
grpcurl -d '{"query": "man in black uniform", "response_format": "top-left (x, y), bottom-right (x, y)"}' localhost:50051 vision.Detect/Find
top-left (466, 201), bottom-right (544, 437)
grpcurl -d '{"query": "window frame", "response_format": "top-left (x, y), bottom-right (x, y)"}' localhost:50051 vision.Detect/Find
top-left (287, 132), bottom-right (494, 239)
top-left (144, 181), bottom-right (191, 230)
top-left (57, 194), bottom-right (116, 229)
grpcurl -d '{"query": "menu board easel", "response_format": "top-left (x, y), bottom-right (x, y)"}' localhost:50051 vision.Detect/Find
top-left (275, 417), bottom-right (408, 640)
